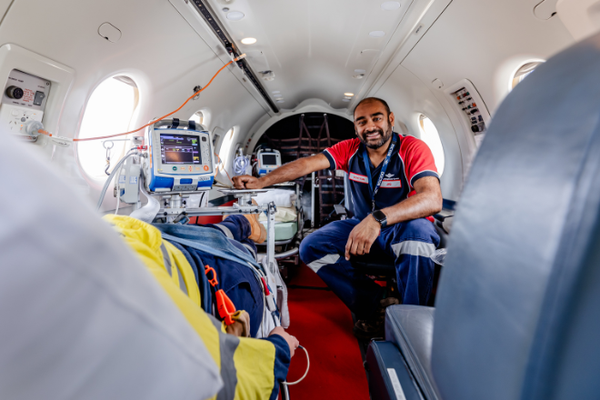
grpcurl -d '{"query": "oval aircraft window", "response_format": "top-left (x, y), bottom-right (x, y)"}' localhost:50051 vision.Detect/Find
top-left (190, 110), bottom-right (205, 127)
top-left (218, 127), bottom-right (236, 168)
top-left (418, 114), bottom-right (445, 176)
top-left (77, 76), bottom-right (139, 180)
top-left (511, 61), bottom-right (544, 90)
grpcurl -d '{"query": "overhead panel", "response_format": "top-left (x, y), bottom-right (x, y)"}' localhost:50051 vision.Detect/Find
top-left (206, 0), bottom-right (416, 109)
top-left (189, 0), bottom-right (279, 113)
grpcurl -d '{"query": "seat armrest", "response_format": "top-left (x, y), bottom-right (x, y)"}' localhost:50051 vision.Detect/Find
top-left (385, 305), bottom-right (440, 400)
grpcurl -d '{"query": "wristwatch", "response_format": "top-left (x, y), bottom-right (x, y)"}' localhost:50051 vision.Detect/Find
top-left (372, 210), bottom-right (387, 228)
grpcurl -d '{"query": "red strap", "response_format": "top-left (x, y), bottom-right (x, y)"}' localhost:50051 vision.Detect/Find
top-left (260, 277), bottom-right (270, 295)
top-left (216, 290), bottom-right (237, 325)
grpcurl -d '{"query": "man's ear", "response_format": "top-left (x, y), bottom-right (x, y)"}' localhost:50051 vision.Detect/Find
top-left (389, 112), bottom-right (395, 127)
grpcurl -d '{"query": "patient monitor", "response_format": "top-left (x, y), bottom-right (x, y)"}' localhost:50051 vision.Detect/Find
top-left (143, 119), bottom-right (214, 193)
top-left (256, 148), bottom-right (281, 176)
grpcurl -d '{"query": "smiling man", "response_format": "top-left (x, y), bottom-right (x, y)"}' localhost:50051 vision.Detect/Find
top-left (233, 97), bottom-right (442, 338)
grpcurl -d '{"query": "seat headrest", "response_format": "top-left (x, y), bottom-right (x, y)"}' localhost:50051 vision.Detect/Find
top-left (432, 32), bottom-right (600, 400)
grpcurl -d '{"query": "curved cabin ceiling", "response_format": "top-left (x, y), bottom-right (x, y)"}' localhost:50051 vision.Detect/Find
top-left (206, 0), bottom-right (414, 110)
top-left (198, 0), bottom-right (573, 113)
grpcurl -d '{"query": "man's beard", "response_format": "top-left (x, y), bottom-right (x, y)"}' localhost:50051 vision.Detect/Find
top-left (358, 124), bottom-right (393, 149)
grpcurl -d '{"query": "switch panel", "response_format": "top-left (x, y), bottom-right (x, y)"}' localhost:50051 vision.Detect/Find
top-left (445, 79), bottom-right (491, 147)
top-left (452, 87), bottom-right (486, 135)
top-left (0, 69), bottom-right (51, 141)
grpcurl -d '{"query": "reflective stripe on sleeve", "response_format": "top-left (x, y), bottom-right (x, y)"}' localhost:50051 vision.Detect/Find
top-left (160, 243), bottom-right (172, 276)
top-left (215, 224), bottom-right (235, 239)
top-left (177, 265), bottom-right (188, 295)
top-left (161, 242), bottom-right (188, 295)
top-left (207, 314), bottom-right (240, 400)
top-left (242, 243), bottom-right (257, 259)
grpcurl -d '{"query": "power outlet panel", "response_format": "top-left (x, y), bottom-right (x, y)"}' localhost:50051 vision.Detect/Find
top-left (0, 69), bottom-right (51, 141)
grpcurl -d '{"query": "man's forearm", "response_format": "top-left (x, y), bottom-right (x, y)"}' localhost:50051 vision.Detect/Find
top-left (258, 155), bottom-right (327, 187)
top-left (381, 177), bottom-right (443, 225)
top-left (382, 193), bottom-right (441, 225)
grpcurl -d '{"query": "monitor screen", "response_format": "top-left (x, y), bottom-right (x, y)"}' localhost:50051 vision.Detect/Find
top-left (160, 134), bottom-right (201, 164)
top-left (261, 154), bottom-right (278, 166)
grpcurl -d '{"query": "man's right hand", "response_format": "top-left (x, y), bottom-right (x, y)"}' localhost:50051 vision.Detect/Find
top-left (269, 326), bottom-right (299, 358)
top-left (232, 175), bottom-right (263, 189)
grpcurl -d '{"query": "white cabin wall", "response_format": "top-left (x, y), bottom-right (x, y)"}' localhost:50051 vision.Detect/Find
top-left (401, 0), bottom-right (574, 114)
top-left (371, 0), bottom-right (576, 200)
top-left (0, 0), bottom-right (271, 207)
top-left (373, 65), bottom-right (463, 200)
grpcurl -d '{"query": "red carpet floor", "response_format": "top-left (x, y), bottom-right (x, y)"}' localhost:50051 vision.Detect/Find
top-left (281, 264), bottom-right (369, 400)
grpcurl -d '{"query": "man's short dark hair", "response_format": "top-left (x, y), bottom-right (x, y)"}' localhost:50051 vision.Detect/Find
top-left (353, 97), bottom-right (391, 117)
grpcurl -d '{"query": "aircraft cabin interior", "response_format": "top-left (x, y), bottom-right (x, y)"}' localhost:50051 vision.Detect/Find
top-left (2, 0), bottom-right (600, 399)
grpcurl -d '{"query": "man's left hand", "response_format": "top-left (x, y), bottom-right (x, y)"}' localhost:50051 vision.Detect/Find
top-left (345, 215), bottom-right (381, 260)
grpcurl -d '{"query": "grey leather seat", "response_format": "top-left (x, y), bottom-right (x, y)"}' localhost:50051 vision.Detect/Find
top-left (367, 31), bottom-right (600, 400)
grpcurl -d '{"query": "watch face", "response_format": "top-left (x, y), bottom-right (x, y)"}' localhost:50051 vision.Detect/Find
top-left (373, 210), bottom-right (386, 222)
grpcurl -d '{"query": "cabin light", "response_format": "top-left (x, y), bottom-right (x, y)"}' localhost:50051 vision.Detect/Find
top-left (274, 94), bottom-right (283, 98)
top-left (222, 7), bottom-right (230, 12)
top-left (241, 37), bottom-right (257, 45)
top-left (344, 92), bottom-right (354, 97)
top-left (276, 99), bottom-right (285, 103)
top-left (272, 90), bottom-right (281, 94)
top-left (381, 1), bottom-right (401, 11)
top-left (343, 99), bottom-right (351, 102)
top-left (344, 96), bottom-right (352, 100)
top-left (226, 11), bottom-right (245, 21)
top-left (353, 69), bottom-right (366, 79)
top-left (369, 31), bottom-right (386, 38)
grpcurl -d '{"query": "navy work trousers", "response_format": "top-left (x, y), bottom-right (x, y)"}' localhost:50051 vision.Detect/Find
top-left (299, 218), bottom-right (439, 319)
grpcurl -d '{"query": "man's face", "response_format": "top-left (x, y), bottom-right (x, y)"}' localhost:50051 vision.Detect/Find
top-left (354, 101), bottom-right (395, 150)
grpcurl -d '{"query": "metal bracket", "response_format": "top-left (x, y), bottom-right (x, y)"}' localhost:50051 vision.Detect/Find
top-left (266, 201), bottom-right (277, 275)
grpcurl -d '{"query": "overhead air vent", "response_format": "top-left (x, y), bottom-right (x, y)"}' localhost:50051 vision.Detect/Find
top-left (260, 70), bottom-right (275, 81)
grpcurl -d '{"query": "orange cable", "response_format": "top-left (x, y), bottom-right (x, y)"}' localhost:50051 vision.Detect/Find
top-left (38, 57), bottom-right (241, 141)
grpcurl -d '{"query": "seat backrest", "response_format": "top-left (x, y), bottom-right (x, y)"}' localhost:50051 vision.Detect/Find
top-left (431, 33), bottom-right (600, 400)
